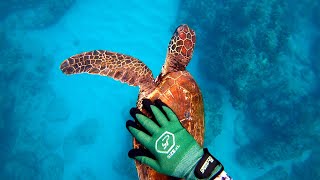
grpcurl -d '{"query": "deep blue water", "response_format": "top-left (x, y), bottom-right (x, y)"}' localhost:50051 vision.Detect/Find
top-left (0, 0), bottom-right (319, 179)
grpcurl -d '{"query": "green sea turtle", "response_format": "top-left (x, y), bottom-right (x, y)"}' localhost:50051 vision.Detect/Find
top-left (60, 24), bottom-right (204, 180)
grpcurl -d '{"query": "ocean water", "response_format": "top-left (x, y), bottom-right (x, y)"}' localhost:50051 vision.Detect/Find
top-left (0, 0), bottom-right (319, 179)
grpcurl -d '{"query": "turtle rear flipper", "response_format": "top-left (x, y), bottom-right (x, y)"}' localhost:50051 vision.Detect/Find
top-left (60, 50), bottom-right (155, 93)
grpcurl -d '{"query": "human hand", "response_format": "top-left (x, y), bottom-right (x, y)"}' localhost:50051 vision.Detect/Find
top-left (126, 99), bottom-right (224, 179)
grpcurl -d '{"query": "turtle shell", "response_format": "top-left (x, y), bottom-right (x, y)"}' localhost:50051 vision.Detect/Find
top-left (134, 70), bottom-right (204, 180)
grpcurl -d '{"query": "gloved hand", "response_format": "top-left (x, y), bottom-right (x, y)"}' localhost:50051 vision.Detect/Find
top-left (126, 99), bottom-right (224, 179)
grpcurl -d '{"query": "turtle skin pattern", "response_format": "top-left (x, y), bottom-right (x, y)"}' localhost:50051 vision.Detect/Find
top-left (168, 25), bottom-right (195, 58)
top-left (162, 24), bottom-right (195, 76)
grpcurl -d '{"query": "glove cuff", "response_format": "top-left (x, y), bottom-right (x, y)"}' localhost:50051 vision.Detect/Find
top-left (172, 143), bottom-right (203, 178)
top-left (194, 148), bottom-right (224, 179)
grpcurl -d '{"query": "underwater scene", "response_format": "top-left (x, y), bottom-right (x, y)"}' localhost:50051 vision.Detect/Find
top-left (0, 0), bottom-right (319, 179)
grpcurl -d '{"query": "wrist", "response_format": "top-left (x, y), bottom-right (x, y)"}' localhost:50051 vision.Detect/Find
top-left (186, 148), bottom-right (224, 180)
top-left (172, 143), bottom-right (204, 178)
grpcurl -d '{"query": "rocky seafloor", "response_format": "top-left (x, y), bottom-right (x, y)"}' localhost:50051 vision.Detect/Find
top-left (176, 0), bottom-right (320, 179)
top-left (0, 0), bottom-right (75, 179)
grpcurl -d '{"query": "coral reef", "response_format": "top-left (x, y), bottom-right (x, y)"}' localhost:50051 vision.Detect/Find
top-left (0, 31), bottom-right (62, 166)
top-left (0, 0), bottom-right (75, 176)
top-left (310, 35), bottom-right (320, 81)
top-left (0, 96), bottom-right (18, 157)
top-left (312, 3), bottom-right (320, 29)
top-left (177, 0), bottom-right (320, 174)
top-left (236, 136), bottom-right (307, 168)
top-left (254, 166), bottom-right (288, 180)
top-left (179, 0), bottom-right (296, 109)
top-left (233, 114), bottom-right (250, 146)
top-left (0, 23), bottom-right (32, 176)
top-left (289, 149), bottom-right (320, 179)
top-left (202, 86), bottom-right (224, 145)
top-left (1, 151), bottom-right (39, 180)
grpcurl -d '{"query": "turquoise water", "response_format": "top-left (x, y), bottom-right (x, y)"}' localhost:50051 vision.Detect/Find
top-left (1, 0), bottom-right (319, 179)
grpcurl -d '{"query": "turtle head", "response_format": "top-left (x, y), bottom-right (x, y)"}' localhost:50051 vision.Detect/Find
top-left (162, 24), bottom-right (196, 75)
top-left (169, 24), bottom-right (196, 61)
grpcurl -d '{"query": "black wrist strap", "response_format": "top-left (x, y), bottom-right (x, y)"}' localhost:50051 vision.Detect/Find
top-left (194, 148), bottom-right (224, 179)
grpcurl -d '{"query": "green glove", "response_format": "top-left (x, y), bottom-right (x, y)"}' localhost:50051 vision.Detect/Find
top-left (126, 99), bottom-right (224, 179)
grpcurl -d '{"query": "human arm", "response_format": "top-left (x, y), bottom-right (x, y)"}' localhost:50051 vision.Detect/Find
top-left (126, 99), bottom-right (233, 179)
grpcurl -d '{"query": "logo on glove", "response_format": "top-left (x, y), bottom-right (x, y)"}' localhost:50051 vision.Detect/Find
top-left (155, 131), bottom-right (175, 154)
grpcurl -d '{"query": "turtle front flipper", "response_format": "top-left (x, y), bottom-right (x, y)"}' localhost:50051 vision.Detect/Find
top-left (60, 50), bottom-right (155, 93)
